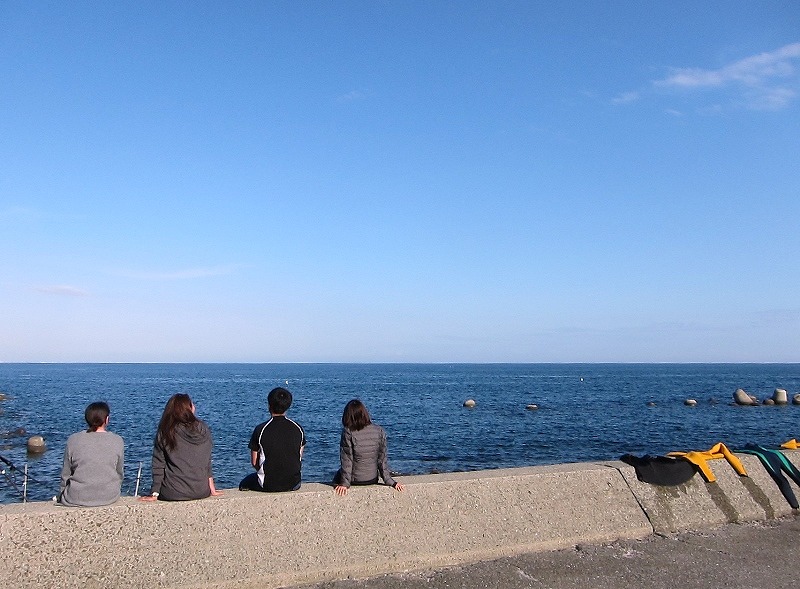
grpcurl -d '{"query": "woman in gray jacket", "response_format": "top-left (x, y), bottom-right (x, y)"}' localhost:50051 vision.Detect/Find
top-left (333, 399), bottom-right (405, 496)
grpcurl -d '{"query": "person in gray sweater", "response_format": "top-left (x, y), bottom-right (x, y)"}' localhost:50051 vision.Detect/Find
top-left (140, 393), bottom-right (222, 502)
top-left (59, 401), bottom-right (124, 507)
top-left (333, 399), bottom-right (405, 496)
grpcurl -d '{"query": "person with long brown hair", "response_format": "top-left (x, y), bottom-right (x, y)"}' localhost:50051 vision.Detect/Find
top-left (140, 393), bottom-right (222, 502)
top-left (333, 399), bottom-right (404, 496)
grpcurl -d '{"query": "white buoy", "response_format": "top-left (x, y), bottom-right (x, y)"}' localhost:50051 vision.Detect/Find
top-left (26, 435), bottom-right (46, 454)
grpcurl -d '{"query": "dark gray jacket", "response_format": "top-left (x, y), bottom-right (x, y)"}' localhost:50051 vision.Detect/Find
top-left (338, 423), bottom-right (396, 488)
top-left (150, 420), bottom-right (213, 501)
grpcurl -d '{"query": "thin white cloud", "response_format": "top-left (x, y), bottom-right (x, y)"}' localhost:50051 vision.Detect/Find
top-left (611, 90), bottom-right (640, 105)
top-left (654, 42), bottom-right (800, 111)
top-left (749, 308), bottom-right (800, 327)
top-left (337, 89), bottom-right (369, 103)
top-left (655, 43), bottom-right (800, 89)
top-left (116, 265), bottom-right (240, 281)
top-left (35, 285), bottom-right (89, 297)
top-left (614, 43), bottom-right (800, 112)
top-left (746, 86), bottom-right (796, 111)
top-left (0, 206), bottom-right (39, 220)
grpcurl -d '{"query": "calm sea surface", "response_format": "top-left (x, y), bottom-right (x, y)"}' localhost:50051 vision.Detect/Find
top-left (1, 363), bottom-right (799, 503)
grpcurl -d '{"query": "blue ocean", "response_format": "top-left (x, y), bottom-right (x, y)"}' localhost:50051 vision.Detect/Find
top-left (1, 363), bottom-right (799, 504)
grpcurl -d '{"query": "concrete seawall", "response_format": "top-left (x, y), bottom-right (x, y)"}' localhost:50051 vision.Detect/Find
top-left (2, 451), bottom-right (799, 589)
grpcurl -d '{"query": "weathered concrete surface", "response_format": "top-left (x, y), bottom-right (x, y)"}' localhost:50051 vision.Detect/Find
top-left (4, 452), bottom-right (800, 589)
top-left (616, 449), bottom-right (800, 533)
top-left (291, 517), bottom-right (800, 589)
top-left (0, 463), bottom-right (651, 589)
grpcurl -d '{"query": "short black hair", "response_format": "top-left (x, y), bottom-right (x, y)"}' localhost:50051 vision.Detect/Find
top-left (268, 387), bottom-right (293, 414)
top-left (85, 401), bottom-right (110, 432)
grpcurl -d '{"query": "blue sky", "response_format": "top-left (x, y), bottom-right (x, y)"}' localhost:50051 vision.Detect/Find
top-left (1, 2), bottom-right (799, 363)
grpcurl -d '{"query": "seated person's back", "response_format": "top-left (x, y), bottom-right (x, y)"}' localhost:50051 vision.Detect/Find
top-left (60, 401), bottom-right (124, 507)
top-left (240, 387), bottom-right (305, 492)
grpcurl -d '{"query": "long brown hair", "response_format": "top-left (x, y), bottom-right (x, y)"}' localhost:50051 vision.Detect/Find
top-left (157, 393), bottom-right (197, 450)
top-left (341, 399), bottom-right (371, 431)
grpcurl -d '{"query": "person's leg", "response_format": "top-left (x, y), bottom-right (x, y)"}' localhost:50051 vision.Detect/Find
top-left (238, 472), bottom-right (262, 491)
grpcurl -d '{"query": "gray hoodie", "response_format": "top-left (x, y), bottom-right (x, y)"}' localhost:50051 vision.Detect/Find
top-left (150, 420), bottom-right (213, 501)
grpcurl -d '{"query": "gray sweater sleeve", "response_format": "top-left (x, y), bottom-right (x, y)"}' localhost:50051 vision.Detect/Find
top-left (59, 444), bottom-right (72, 494)
top-left (117, 444), bottom-right (124, 484)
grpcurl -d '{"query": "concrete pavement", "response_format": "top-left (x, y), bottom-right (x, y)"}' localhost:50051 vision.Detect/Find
top-left (291, 516), bottom-right (800, 589)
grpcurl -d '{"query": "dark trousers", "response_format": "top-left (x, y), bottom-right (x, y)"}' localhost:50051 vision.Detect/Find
top-left (239, 472), bottom-right (301, 492)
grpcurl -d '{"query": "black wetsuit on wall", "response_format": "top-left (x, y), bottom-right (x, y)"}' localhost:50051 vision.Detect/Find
top-left (737, 444), bottom-right (800, 509)
top-left (620, 454), bottom-right (697, 486)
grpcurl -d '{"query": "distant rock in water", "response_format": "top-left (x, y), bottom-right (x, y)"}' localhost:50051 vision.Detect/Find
top-left (763, 398), bottom-right (776, 406)
top-left (526, 404), bottom-right (539, 411)
top-left (0, 392), bottom-right (7, 401)
top-left (2, 427), bottom-right (26, 439)
top-left (684, 399), bottom-right (697, 406)
top-left (708, 398), bottom-right (719, 405)
top-left (463, 399), bottom-right (476, 408)
top-left (734, 388), bottom-right (758, 406)
top-left (646, 401), bottom-right (657, 407)
top-left (772, 388), bottom-right (789, 405)
top-left (27, 435), bottom-right (46, 454)
top-left (793, 394), bottom-right (800, 405)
